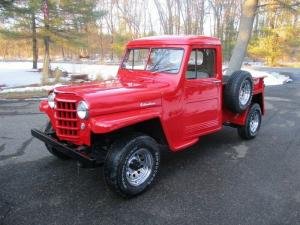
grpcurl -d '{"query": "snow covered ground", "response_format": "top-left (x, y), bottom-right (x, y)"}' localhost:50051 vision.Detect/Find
top-left (0, 62), bottom-right (41, 87)
top-left (0, 61), bottom-right (119, 88)
top-left (51, 62), bottom-right (118, 80)
top-left (0, 61), bottom-right (292, 94)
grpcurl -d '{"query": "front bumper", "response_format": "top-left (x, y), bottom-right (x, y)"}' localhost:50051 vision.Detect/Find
top-left (31, 129), bottom-right (95, 167)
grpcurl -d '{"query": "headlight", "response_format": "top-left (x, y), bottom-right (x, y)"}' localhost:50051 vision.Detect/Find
top-left (48, 92), bottom-right (56, 108)
top-left (77, 101), bottom-right (89, 119)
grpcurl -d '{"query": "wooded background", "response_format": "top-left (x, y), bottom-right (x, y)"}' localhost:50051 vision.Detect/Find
top-left (0, 0), bottom-right (299, 69)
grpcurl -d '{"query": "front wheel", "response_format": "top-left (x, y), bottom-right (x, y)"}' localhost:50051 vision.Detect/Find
top-left (237, 103), bottom-right (262, 140)
top-left (104, 133), bottom-right (160, 198)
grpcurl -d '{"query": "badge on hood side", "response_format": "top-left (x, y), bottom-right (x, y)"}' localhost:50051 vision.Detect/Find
top-left (140, 102), bottom-right (156, 107)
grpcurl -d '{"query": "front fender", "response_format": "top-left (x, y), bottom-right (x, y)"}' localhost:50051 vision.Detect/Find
top-left (90, 107), bottom-right (162, 133)
top-left (39, 100), bottom-right (56, 124)
top-left (39, 100), bottom-right (49, 112)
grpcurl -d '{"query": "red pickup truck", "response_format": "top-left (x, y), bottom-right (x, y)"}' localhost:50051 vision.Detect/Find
top-left (32, 36), bottom-right (265, 197)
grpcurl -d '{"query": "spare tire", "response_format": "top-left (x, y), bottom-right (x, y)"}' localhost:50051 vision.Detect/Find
top-left (224, 70), bottom-right (253, 113)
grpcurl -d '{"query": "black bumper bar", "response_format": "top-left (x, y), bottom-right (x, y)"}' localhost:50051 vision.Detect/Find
top-left (31, 129), bottom-right (95, 167)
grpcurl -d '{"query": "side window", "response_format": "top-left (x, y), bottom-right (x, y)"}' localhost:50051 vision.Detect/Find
top-left (186, 48), bottom-right (216, 79)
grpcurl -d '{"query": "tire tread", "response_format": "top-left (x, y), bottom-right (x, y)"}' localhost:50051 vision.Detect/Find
top-left (103, 133), bottom-right (160, 198)
top-left (237, 103), bottom-right (262, 140)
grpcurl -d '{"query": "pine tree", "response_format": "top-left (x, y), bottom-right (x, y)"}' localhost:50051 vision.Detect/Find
top-left (0, 0), bottom-right (40, 69)
top-left (0, 0), bottom-right (105, 83)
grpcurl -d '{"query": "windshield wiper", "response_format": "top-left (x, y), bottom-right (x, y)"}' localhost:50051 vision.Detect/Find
top-left (148, 52), bottom-right (169, 72)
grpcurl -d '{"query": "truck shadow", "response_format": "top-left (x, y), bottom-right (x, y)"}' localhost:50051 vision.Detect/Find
top-left (158, 126), bottom-right (242, 179)
top-left (0, 127), bottom-right (248, 224)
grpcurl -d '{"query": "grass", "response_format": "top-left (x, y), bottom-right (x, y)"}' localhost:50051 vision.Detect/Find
top-left (0, 90), bottom-right (48, 100)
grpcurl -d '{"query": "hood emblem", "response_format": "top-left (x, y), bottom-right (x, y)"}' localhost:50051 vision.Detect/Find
top-left (140, 102), bottom-right (156, 107)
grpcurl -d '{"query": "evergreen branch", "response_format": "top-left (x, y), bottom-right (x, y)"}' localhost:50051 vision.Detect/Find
top-left (0, 29), bottom-right (31, 39)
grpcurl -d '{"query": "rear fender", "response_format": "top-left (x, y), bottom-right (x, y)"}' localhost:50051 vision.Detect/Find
top-left (252, 77), bottom-right (265, 115)
top-left (252, 92), bottom-right (265, 115)
top-left (222, 107), bottom-right (249, 126)
top-left (90, 107), bottom-right (162, 134)
top-left (222, 92), bottom-right (264, 126)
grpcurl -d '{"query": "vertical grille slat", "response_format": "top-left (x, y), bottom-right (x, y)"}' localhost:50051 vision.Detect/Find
top-left (54, 99), bottom-right (79, 138)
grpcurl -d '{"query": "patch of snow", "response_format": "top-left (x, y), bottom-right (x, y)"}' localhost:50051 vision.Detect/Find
top-left (0, 61), bottom-right (42, 87)
top-left (223, 65), bottom-right (293, 86)
top-left (243, 68), bottom-right (293, 86)
top-left (0, 82), bottom-right (68, 93)
top-left (0, 85), bottom-right (54, 93)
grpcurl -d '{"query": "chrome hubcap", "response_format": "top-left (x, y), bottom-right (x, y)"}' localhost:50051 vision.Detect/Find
top-left (249, 111), bottom-right (259, 133)
top-left (126, 148), bottom-right (153, 186)
top-left (239, 80), bottom-right (251, 106)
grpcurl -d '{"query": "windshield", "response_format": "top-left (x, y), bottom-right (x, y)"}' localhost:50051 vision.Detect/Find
top-left (121, 48), bottom-right (184, 74)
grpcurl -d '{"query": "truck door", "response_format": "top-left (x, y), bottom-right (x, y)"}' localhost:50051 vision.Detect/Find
top-left (184, 48), bottom-right (222, 138)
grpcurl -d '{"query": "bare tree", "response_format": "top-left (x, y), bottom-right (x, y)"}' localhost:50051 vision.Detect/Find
top-left (116, 0), bottom-right (148, 38)
top-left (226, 0), bottom-right (258, 75)
top-left (103, 0), bottom-right (116, 60)
top-left (154, 0), bottom-right (207, 35)
top-left (154, 0), bottom-right (170, 34)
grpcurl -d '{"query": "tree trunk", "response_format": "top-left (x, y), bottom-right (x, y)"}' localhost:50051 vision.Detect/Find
top-left (42, 36), bottom-right (50, 83)
top-left (293, 14), bottom-right (298, 28)
top-left (99, 22), bottom-right (104, 62)
top-left (166, 0), bottom-right (173, 34)
top-left (226, 0), bottom-right (258, 75)
top-left (61, 47), bottom-right (65, 60)
top-left (186, 0), bottom-right (191, 34)
top-left (42, 0), bottom-right (50, 84)
top-left (198, 0), bottom-right (204, 34)
top-left (175, 0), bottom-right (180, 34)
top-left (154, 0), bottom-right (168, 34)
top-left (31, 12), bottom-right (38, 69)
top-left (110, 34), bottom-right (114, 61)
top-left (3, 42), bottom-right (8, 60)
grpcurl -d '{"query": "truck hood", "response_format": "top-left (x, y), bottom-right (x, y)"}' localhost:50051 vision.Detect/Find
top-left (54, 77), bottom-right (168, 116)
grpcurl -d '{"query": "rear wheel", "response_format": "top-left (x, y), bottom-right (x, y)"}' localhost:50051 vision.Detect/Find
top-left (104, 133), bottom-right (160, 198)
top-left (44, 122), bottom-right (70, 160)
top-left (238, 104), bottom-right (262, 140)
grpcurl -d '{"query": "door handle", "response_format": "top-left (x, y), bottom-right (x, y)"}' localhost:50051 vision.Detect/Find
top-left (213, 80), bottom-right (221, 84)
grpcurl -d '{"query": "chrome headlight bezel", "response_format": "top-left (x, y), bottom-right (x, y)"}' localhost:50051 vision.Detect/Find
top-left (77, 101), bottom-right (89, 119)
top-left (48, 92), bottom-right (56, 109)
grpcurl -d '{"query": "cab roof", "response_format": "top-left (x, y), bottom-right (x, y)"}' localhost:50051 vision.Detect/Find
top-left (127, 35), bottom-right (221, 47)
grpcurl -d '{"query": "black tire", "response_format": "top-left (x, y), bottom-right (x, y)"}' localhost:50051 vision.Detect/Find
top-left (44, 122), bottom-right (70, 160)
top-left (238, 103), bottom-right (262, 140)
top-left (104, 133), bottom-right (160, 198)
top-left (224, 70), bottom-right (253, 113)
